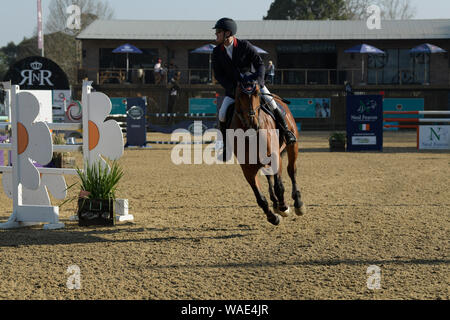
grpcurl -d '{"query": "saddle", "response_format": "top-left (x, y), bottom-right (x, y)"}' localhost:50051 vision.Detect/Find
top-left (224, 82), bottom-right (287, 129)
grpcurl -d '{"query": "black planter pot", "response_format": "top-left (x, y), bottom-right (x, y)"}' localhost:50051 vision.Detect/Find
top-left (329, 139), bottom-right (346, 152)
top-left (77, 198), bottom-right (115, 226)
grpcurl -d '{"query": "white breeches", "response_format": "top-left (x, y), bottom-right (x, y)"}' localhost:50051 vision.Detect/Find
top-left (218, 86), bottom-right (279, 122)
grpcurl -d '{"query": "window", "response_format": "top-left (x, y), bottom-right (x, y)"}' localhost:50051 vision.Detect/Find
top-left (276, 43), bottom-right (337, 85)
top-left (188, 50), bottom-right (211, 84)
top-left (367, 49), bottom-right (429, 84)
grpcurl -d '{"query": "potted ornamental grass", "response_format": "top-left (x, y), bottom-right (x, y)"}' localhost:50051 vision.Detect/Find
top-left (63, 160), bottom-right (124, 226)
top-left (328, 132), bottom-right (346, 152)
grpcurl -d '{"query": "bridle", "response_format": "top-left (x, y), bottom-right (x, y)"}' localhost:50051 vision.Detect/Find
top-left (235, 81), bottom-right (264, 130)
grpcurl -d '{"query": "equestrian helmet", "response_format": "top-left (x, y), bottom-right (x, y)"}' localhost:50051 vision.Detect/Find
top-left (213, 18), bottom-right (237, 36)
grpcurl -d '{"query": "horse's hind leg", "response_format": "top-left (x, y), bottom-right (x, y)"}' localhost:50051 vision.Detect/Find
top-left (287, 143), bottom-right (306, 216)
top-left (243, 165), bottom-right (281, 226)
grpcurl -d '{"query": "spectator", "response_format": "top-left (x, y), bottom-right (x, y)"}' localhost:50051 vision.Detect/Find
top-left (265, 60), bottom-right (275, 84)
top-left (344, 81), bottom-right (354, 95)
top-left (167, 62), bottom-right (178, 81)
top-left (137, 65), bottom-right (145, 84)
top-left (167, 71), bottom-right (181, 119)
top-left (322, 99), bottom-right (330, 118)
top-left (154, 58), bottom-right (163, 84)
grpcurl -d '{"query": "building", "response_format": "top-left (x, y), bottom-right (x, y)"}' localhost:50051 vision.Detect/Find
top-left (77, 19), bottom-right (450, 129)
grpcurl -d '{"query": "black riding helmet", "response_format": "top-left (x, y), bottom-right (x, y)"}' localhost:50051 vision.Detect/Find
top-left (213, 18), bottom-right (237, 36)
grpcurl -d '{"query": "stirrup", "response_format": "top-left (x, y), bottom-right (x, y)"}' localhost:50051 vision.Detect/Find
top-left (284, 131), bottom-right (297, 145)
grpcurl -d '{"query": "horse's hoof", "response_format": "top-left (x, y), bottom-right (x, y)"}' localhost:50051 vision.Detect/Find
top-left (295, 203), bottom-right (307, 216)
top-left (275, 206), bottom-right (290, 217)
top-left (267, 213), bottom-right (281, 226)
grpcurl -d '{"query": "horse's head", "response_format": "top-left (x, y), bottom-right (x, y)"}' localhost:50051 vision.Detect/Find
top-left (235, 79), bottom-right (261, 131)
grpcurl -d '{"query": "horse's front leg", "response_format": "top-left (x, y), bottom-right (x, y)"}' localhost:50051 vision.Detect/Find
top-left (266, 175), bottom-right (279, 214)
top-left (270, 154), bottom-right (289, 217)
top-left (273, 172), bottom-right (290, 217)
top-left (242, 164), bottom-right (281, 226)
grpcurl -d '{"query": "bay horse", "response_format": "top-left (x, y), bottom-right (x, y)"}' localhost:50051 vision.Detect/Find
top-left (226, 81), bottom-right (306, 225)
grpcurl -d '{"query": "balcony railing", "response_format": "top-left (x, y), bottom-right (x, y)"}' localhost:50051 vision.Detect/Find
top-left (78, 67), bottom-right (439, 86)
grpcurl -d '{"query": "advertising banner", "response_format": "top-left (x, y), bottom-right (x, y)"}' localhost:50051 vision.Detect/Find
top-left (4, 56), bottom-right (70, 90)
top-left (110, 97), bottom-right (128, 115)
top-left (189, 98), bottom-right (217, 114)
top-left (346, 95), bottom-right (383, 151)
top-left (126, 97), bottom-right (147, 147)
top-left (418, 126), bottom-right (450, 150)
top-left (52, 90), bottom-right (71, 122)
top-left (287, 98), bottom-right (331, 118)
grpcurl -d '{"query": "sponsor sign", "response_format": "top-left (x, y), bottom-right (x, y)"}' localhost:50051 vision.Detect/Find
top-left (126, 97), bottom-right (147, 147)
top-left (110, 98), bottom-right (127, 115)
top-left (52, 90), bottom-right (71, 121)
top-left (3, 56), bottom-right (70, 90)
top-left (346, 95), bottom-right (383, 151)
top-left (189, 98), bottom-right (217, 114)
top-left (419, 125), bottom-right (450, 150)
top-left (287, 98), bottom-right (331, 118)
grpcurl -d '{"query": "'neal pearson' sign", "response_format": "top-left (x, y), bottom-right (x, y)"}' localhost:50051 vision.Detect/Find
top-left (346, 95), bottom-right (383, 151)
top-left (3, 56), bottom-right (70, 90)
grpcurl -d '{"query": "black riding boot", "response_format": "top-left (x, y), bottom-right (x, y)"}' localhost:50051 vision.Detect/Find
top-left (274, 108), bottom-right (297, 145)
top-left (219, 121), bottom-right (227, 157)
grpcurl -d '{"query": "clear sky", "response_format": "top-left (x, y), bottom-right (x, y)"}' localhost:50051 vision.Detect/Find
top-left (1, 0), bottom-right (449, 48)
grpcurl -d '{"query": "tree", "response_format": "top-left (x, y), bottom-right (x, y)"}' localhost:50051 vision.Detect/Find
top-left (264, 0), bottom-right (416, 21)
top-left (344, 0), bottom-right (416, 20)
top-left (0, 51), bottom-right (8, 81)
top-left (344, 0), bottom-right (372, 20)
top-left (45, 0), bottom-right (114, 36)
top-left (43, 0), bottom-right (114, 85)
top-left (376, 0), bottom-right (416, 20)
top-left (0, 39), bottom-right (41, 81)
top-left (264, 0), bottom-right (349, 20)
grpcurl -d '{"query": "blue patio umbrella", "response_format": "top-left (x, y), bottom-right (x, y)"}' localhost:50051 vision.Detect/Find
top-left (191, 44), bottom-right (216, 54)
top-left (410, 43), bottom-right (446, 54)
top-left (345, 44), bottom-right (385, 83)
top-left (410, 43), bottom-right (447, 84)
top-left (191, 44), bottom-right (216, 82)
top-left (112, 44), bottom-right (143, 80)
top-left (252, 45), bottom-right (268, 55)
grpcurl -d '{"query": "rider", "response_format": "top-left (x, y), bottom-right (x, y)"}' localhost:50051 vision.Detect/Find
top-left (212, 17), bottom-right (297, 156)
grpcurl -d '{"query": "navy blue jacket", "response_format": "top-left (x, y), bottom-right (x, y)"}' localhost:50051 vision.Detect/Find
top-left (212, 38), bottom-right (265, 98)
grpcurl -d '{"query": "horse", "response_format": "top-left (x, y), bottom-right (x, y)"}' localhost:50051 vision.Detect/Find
top-left (226, 81), bottom-right (306, 225)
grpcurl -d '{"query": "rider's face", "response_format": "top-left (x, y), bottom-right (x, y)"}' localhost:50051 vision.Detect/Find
top-left (215, 29), bottom-right (225, 44)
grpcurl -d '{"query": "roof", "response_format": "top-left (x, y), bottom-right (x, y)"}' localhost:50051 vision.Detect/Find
top-left (77, 19), bottom-right (450, 41)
